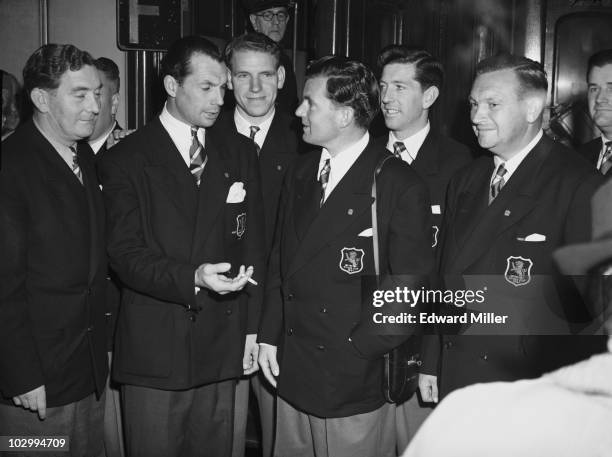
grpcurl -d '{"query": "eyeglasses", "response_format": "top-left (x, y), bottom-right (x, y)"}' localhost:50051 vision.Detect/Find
top-left (256, 10), bottom-right (289, 22)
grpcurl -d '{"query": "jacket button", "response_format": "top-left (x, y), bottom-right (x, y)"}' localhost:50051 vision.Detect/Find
top-left (86, 288), bottom-right (92, 295)
top-left (316, 345), bottom-right (325, 351)
top-left (226, 309), bottom-right (233, 316)
top-left (444, 341), bottom-right (453, 349)
top-left (189, 315), bottom-right (196, 322)
top-left (287, 328), bottom-right (293, 336)
top-left (87, 326), bottom-right (93, 332)
top-left (287, 294), bottom-right (294, 301)
top-left (320, 307), bottom-right (327, 313)
top-left (481, 353), bottom-right (488, 361)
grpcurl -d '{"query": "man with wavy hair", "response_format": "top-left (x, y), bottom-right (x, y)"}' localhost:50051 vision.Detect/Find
top-left (258, 56), bottom-right (433, 457)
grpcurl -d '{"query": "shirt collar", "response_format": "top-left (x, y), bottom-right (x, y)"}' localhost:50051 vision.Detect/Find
top-left (493, 129), bottom-right (543, 182)
top-left (386, 121), bottom-right (430, 162)
top-left (159, 103), bottom-right (205, 166)
top-left (88, 120), bottom-right (117, 154)
top-left (317, 131), bottom-right (370, 181)
top-left (234, 108), bottom-right (275, 149)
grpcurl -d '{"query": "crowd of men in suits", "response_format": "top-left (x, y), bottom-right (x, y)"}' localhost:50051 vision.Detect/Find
top-left (1, 0), bottom-right (612, 454)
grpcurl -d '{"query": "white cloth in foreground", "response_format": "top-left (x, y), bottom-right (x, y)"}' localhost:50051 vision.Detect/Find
top-left (403, 352), bottom-right (612, 457)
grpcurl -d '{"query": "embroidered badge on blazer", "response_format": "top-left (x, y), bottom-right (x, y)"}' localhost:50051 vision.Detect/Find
top-left (339, 247), bottom-right (365, 274)
top-left (432, 225), bottom-right (439, 248)
top-left (504, 256), bottom-right (533, 287)
top-left (232, 213), bottom-right (247, 239)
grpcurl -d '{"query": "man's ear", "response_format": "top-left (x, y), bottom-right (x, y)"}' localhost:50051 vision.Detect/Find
top-left (337, 106), bottom-right (354, 129)
top-left (249, 14), bottom-right (259, 31)
top-left (277, 65), bottom-right (286, 89)
top-left (163, 75), bottom-right (179, 98)
top-left (524, 94), bottom-right (545, 124)
top-left (422, 85), bottom-right (440, 110)
top-left (111, 93), bottom-right (120, 117)
top-left (30, 87), bottom-right (49, 113)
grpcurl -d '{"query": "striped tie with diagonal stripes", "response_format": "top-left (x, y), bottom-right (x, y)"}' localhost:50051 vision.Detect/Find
top-left (489, 163), bottom-right (507, 204)
top-left (319, 158), bottom-right (331, 207)
top-left (189, 126), bottom-right (207, 186)
top-left (69, 145), bottom-right (83, 185)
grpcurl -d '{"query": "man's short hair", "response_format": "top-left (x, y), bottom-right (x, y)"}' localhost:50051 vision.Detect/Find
top-left (587, 49), bottom-right (612, 78)
top-left (94, 57), bottom-right (120, 93)
top-left (305, 56), bottom-right (380, 130)
top-left (23, 43), bottom-right (95, 98)
top-left (224, 32), bottom-right (282, 70)
top-left (475, 53), bottom-right (548, 97)
top-left (377, 45), bottom-right (444, 91)
top-left (161, 36), bottom-right (223, 84)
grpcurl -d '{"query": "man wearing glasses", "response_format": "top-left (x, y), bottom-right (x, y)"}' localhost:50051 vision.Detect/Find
top-left (245, 0), bottom-right (298, 114)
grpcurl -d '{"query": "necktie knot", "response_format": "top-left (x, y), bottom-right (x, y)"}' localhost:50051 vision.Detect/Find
top-left (393, 141), bottom-right (407, 159)
top-left (489, 163), bottom-right (507, 204)
top-left (249, 125), bottom-right (261, 156)
top-left (600, 141), bottom-right (612, 175)
top-left (319, 158), bottom-right (331, 207)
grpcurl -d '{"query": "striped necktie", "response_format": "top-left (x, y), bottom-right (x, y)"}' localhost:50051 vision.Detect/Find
top-left (489, 163), bottom-right (507, 204)
top-left (599, 141), bottom-right (612, 175)
top-left (392, 141), bottom-right (415, 164)
top-left (319, 158), bottom-right (331, 207)
top-left (189, 127), bottom-right (207, 186)
top-left (69, 145), bottom-right (83, 185)
top-left (249, 125), bottom-right (261, 156)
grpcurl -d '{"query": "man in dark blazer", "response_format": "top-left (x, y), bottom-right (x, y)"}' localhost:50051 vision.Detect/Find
top-left (0, 44), bottom-right (108, 455)
top-left (579, 49), bottom-right (612, 178)
top-left (376, 44), bottom-right (473, 449)
top-left (211, 33), bottom-right (300, 457)
top-left (98, 36), bottom-right (265, 457)
top-left (419, 54), bottom-right (606, 404)
top-left (258, 56), bottom-right (434, 457)
top-left (88, 56), bottom-right (126, 457)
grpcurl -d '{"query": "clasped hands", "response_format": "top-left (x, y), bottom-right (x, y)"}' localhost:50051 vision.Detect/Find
top-left (195, 262), bottom-right (255, 295)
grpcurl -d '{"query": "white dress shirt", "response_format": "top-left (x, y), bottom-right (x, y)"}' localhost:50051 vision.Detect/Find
top-left (234, 108), bottom-right (275, 150)
top-left (159, 103), bottom-right (205, 166)
top-left (595, 134), bottom-right (612, 170)
top-left (317, 132), bottom-right (370, 203)
top-left (491, 129), bottom-right (543, 183)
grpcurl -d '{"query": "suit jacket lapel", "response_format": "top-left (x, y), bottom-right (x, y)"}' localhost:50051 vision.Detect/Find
top-left (143, 120), bottom-right (198, 225)
top-left (79, 142), bottom-right (102, 284)
top-left (287, 141), bottom-right (377, 278)
top-left (450, 137), bottom-right (549, 272)
top-left (190, 135), bottom-right (230, 259)
top-left (292, 155), bottom-right (321, 242)
top-left (412, 130), bottom-right (440, 177)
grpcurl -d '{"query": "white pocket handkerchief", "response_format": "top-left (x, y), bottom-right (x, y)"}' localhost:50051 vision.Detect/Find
top-left (358, 228), bottom-right (373, 237)
top-left (431, 204), bottom-right (441, 215)
top-left (226, 182), bottom-right (246, 203)
top-left (521, 233), bottom-right (546, 242)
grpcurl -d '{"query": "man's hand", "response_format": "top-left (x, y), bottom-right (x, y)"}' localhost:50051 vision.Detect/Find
top-left (258, 344), bottom-right (279, 388)
top-left (243, 334), bottom-right (259, 375)
top-left (194, 263), bottom-right (254, 294)
top-left (418, 373), bottom-right (439, 403)
top-left (12, 385), bottom-right (47, 419)
top-left (106, 128), bottom-right (135, 149)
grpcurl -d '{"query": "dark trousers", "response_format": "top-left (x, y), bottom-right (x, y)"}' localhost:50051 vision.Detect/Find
top-left (122, 379), bottom-right (236, 457)
top-left (0, 392), bottom-right (104, 457)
